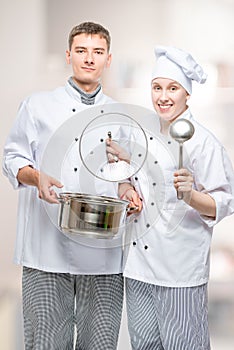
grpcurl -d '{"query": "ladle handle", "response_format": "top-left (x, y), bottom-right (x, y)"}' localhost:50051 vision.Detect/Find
top-left (177, 143), bottom-right (183, 200)
top-left (177, 190), bottom-right (183, 200)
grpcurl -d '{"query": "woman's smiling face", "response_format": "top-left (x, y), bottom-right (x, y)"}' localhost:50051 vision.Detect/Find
top-left (151, 78), bottom-right (190, 123)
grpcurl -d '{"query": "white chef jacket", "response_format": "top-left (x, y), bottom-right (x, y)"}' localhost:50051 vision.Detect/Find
top-left (2, 81), bottom-right (124, 274)
top-left (123, 108), bottom-right (234, 287)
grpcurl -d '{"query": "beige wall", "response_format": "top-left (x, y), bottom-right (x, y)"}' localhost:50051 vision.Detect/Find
top-left (1, 0), bottom-right (234, 349)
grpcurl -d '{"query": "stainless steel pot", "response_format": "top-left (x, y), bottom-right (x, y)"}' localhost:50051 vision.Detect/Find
top-left (58, 192), bottom-right (131, 239)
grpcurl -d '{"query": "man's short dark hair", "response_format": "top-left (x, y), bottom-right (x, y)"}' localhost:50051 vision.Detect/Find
top-left (68, 22), bottom-right (111, 52)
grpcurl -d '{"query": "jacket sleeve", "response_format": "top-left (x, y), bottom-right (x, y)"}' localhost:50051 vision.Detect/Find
top-left (194, 139), bottom-right (234, 227)
top-left (2, 98), bottom-right (38, 189)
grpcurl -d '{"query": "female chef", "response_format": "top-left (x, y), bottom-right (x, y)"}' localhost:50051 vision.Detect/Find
top-left (118, 46), bottom-right (234, 349)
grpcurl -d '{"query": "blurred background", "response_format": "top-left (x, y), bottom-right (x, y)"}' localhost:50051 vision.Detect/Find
top-left (1, 0), bottom-right (234, 348)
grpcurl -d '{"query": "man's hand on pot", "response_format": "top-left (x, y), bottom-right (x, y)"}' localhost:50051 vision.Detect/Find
top-left (119, 184), bottom-right (143, 214)
top-left (38, 172), bottom-right (63, 204)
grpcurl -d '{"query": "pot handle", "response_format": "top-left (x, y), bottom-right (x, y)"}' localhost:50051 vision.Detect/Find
top-left (126, 206), bottom-right (139, 212)
top-left (57, 196), bottom-right (70, 204)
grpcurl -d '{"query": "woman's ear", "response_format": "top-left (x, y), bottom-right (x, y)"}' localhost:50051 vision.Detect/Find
top-left (186, 93), bottom-right (191, 102)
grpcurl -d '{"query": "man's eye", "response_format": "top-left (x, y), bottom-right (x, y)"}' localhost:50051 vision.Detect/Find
top-left (76, 49), bottom-right (85, 54)
top-left (95, 50), bottom-right (104, 55)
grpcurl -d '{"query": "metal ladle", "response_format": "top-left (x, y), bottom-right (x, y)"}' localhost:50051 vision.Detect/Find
top-left (169, 118), bottom-right (195, 200)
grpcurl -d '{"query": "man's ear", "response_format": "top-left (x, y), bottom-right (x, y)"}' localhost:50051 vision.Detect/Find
top-left (106, 53), bottom-right (112, 68)
top-left (65, 50), bottom-right (71, 64)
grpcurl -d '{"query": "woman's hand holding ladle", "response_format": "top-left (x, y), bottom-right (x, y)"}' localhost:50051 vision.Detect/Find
top-left (169, 118), bottom-right (195, 200)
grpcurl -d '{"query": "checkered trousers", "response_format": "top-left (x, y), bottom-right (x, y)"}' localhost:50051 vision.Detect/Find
top-left (22, 267), bottom-right (124, 349)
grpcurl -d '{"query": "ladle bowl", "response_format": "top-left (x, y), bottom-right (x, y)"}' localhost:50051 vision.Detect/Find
top-left (169, 118), bottom-right (195, 199)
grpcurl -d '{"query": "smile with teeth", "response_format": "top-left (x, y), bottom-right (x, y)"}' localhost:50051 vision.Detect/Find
top-left (159, 104), bottom-right (173, 109)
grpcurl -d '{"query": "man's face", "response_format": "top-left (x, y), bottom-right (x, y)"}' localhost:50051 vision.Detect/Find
top-left (66, 33), bottom-right (112, 91)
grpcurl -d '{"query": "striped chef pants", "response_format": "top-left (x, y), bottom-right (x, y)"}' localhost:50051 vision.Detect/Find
top-left (22, 267), bottom-right (124, 350)
top-left (126, 278), bottom-right (210, 350)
